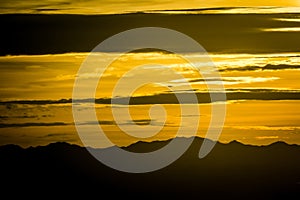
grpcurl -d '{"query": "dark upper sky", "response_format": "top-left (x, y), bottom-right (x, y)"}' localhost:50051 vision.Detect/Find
top-left (0, 12), bottom-right (300, 55)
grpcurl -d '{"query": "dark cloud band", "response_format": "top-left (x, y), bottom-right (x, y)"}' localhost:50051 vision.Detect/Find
top-left (1, 89), bottom-right (300, 105)
top-left (0, 13), bottom-right (300, 55)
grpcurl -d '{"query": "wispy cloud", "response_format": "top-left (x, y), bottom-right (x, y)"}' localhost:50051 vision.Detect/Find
top-left (274, 18), bottom-right (300, 22)
top-left (0, 122), bottom-right (68, 128)
top-left (38, 133), bottom-right (73, 138)
top-left (169, 76), bottom-right (279, 86)
top-left (0, 115), bottom-right (38, 119)
top-left (150, 6), bottom-right (300, 14)
top-left (229, 125), bottom-right (300, 131)
top-left (76, 120), bottom-right (115, 126)
top-left (219, 64), bottom-right (300, 72)
top-left (255, 136), bottom-right (280, 140)
top-left (262, 27), bottom-right (300, 32)
top-left (76, 119), bottom-right (171, 127)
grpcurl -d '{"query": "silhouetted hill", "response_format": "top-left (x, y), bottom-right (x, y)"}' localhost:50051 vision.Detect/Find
top-left (0, 137), bottom-right (299, 199)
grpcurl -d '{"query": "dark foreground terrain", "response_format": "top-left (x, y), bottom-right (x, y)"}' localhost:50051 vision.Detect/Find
top-left (0, 137), bottom-right (299, 199)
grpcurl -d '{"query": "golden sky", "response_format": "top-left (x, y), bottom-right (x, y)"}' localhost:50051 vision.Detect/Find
top-left (0, 0), bottom-right (299, 14)
top-left (0, 1), bottom-right (299, 147)
top-left (0, 52), bottom-right (299, 147)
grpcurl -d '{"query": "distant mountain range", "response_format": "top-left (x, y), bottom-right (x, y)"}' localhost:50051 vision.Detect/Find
top-left (0, 137), bottom-right (299, 198)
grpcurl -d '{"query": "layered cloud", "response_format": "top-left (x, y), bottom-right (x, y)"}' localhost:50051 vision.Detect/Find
top-left (0, 0), bottom-right (299, 14)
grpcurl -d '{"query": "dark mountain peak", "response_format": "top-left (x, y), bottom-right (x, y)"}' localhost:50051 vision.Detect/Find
top-left (1, 136), bottom-right (298, 153)
top-left (0, 143), bottom-right (23, 152)
top-left (0, 137), bottom-right (299, 198)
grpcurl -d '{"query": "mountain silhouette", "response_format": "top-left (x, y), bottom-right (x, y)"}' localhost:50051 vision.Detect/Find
top-left (0, 137), bottom-right (299, 199)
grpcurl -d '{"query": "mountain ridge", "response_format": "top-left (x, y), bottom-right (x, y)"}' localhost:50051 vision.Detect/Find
top-left (0, 136), bottom-right (298, 151)
top-left (0, 136), bottom-right (299, 198)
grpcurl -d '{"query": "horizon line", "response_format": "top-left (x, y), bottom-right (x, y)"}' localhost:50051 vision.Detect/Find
top-left (1, 136), bottom-right (298, 150)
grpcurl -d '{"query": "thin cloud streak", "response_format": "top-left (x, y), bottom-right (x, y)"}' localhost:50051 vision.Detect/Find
top-left (262, 27), bottom-right (300, 32)
top-left (219, 64), bottom-right (300, 72)
top-left (0, 122), bottom-right (68, 128)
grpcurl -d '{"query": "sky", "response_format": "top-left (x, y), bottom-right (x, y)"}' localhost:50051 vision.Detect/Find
top-left (0, 1), bottom-right (299, 148)
top-left (0, 52), bottom-right (299, 147)
top-left (0, 0), bottom-right (299, 14)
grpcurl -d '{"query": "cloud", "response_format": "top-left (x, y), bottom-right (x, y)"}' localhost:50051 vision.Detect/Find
top-left (273, 18), bottom-right (300, 22)
top-left (39, 133), bottom-right (72, 138)
top-left (97, 89), bottom-right (300, 104)
top-left (75, 119), bottom-right (171, 127)
top-left (262, 27), bottom-right (300, 32)
top-left (0, 116), bottom-right (9, 119)
top-left (255, 136), bottom-right (280, 140)
top-left (166, 76), bottom-right (279, 87)
top-left (0, 99), bottom-right (73, 105)
top-left (220, 64), bottom-right (300, 72)
top-left (128, 119), bottom-right (151, 126)
top-left (263, 64), bottom-right (300, 70)
top-left (0, 0), bottom-right (71, 13)
top-left (0, 115), bottom-right (54, 120)
top-left (0, 0), bottom-right (172, 14)
top-left (151, 7), bottom-right (300, 14)
top-left (0, 115), bottom-right (38, 119)
top-left (0, 89), bottom-right (299, 105)
top-left (229, 125), bottom-right (299, 131)
top-left (123, 119), bottom-right (170, 126)
top-left (76, 120), bottom-right (116, 126)
top-left (0, 0), bottom-right (299, 14)
top-left (0, 122), bottom-right (68, 128)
